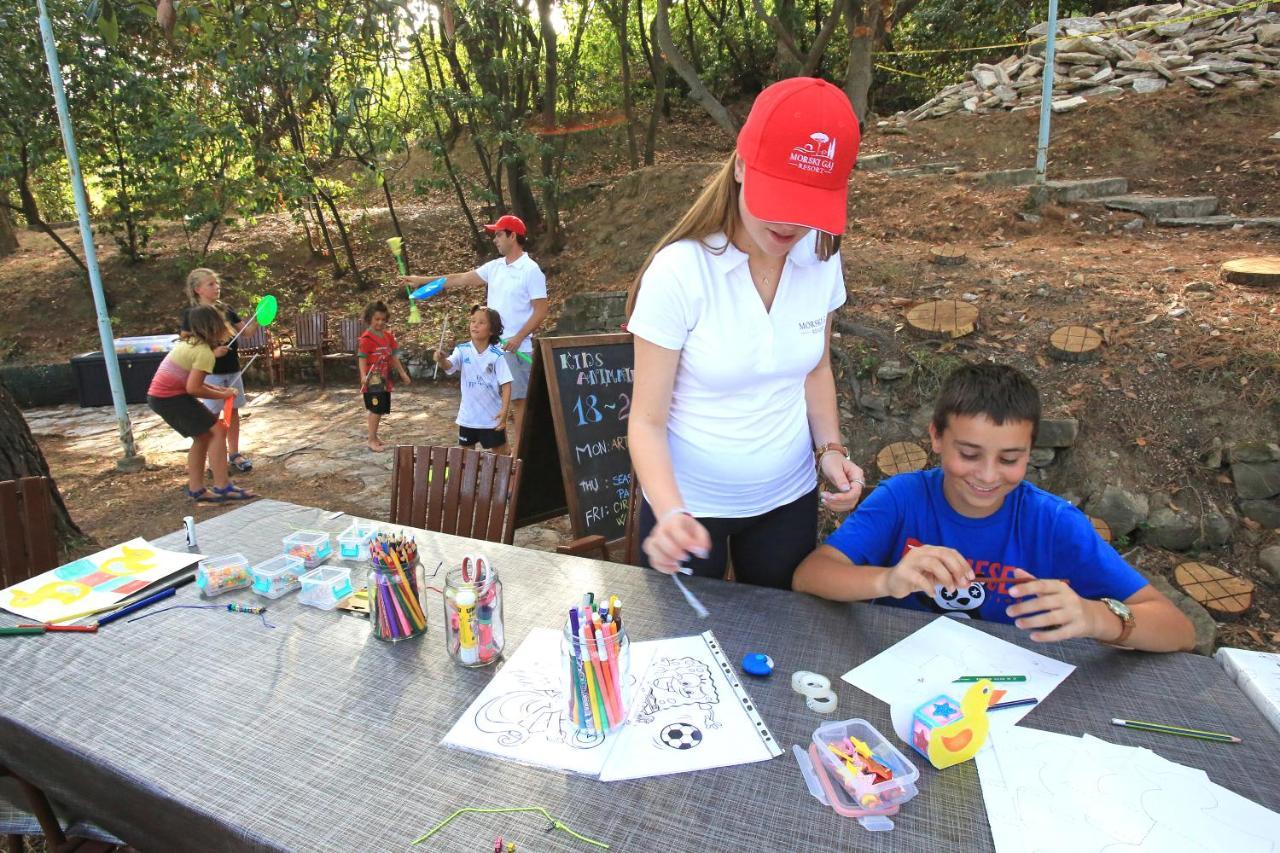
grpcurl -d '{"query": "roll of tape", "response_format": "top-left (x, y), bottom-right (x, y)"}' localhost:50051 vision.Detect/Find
top-left (791, 671), bottom-right (831, 697)
top-left (806, 691), bottom-right (838, 713)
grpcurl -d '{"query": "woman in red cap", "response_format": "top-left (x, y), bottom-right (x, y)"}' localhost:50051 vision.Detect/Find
top-left (626, 77), bottom-right (866, 589)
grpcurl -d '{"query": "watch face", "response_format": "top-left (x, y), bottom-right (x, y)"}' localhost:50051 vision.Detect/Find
top-left (1106, 598), bottom-right (1133, 620)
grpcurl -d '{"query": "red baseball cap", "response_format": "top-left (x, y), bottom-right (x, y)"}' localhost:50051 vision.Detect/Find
top-left (736, 77), bottom-right (860, 235)
top-left (483, 214), bottom-right (527, 236)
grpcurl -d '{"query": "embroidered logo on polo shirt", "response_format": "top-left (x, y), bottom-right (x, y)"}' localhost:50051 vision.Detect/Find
top-left (789, 132), bottom-right (837, 175)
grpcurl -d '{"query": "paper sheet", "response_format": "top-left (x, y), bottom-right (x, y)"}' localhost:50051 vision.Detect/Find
top-left (0, 537), bottom-right (199, 623)
top-left (842, 616), bottom-right (1075, 743)
top-left (977, 726), bottom-right (1280, 852)
top-left (442, 628), bottom-right (781, 780)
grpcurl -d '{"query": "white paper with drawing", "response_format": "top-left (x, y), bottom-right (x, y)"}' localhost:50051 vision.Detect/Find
top-left (442, 628), bottom-right (781, 779)
top-left (842, 616), bottom-right (1074, 743)
top-left (977, 726), bottom-right (1280, 852)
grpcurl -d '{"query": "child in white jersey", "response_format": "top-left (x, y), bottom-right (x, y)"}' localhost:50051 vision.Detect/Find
top-left (435, 304), bottom-right (514, 453)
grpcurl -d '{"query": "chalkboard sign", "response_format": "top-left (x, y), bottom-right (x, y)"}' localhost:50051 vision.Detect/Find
top-left (533, 333), bottom-right (634, 543)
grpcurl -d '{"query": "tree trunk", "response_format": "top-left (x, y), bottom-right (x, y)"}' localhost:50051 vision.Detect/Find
top-left (656, 0), bottom-right (737, 134)
top-left (316, 188), bottom-right (364, 286)
top-left (643, 18), bottom-right (667, 166)
top-left (535, 0), bottom-right (563, 249)
top-left (0, 381), bottom-right (88, 554)
top-left (0, 197), bottom-right (87, 276)
top-left (843, 0), bottom-right (877, 122)
top-left (0, 193), bottom-right (18, 258)
top-left (381, 178), bottom-right (411, 274)
top-left (607, 0), bottom-right (640, 169)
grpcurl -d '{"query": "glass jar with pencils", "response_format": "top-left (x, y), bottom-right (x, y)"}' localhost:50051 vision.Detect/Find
top-left (561, 595), bottom-right (630, 740)
top-left (367, 533), bottom-right (427, 642)
top-left (443, 554), bottom-right (504, 667)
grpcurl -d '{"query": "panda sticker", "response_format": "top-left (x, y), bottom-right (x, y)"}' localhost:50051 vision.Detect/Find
top-left (921, 581), bottom-right (986, 618)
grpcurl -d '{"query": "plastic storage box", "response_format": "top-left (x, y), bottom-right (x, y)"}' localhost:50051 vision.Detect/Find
top-left (195, 554), bottom-right (253, 598)
top-left (298, 566), bottom-right (353, 610)
top-left (251, 554), bottom-right (305, 599)
top-left (282, 530), bottom-right (332, 569)
top-left (794, 718), bottom-right (920, 831)
top-left (337, 521), bottom-right (377, 561)
top-left (113, 334), bottom-right (178, 354)
top-left (71, 350), bottom-right (168, 407)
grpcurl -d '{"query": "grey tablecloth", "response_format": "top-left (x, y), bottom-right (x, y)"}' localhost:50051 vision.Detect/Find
top-left (2, 499), bottom-right (1277, 852)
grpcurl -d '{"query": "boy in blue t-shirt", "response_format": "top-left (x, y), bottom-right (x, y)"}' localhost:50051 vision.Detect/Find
top-left (794, 363), bottom-right (1194, 653)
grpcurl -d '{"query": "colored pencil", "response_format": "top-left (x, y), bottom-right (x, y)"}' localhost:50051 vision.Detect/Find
top-left (0, 626), bottom-right (47, 636)
top-left (96, 588), bottom-right (176, 627)
top-left (17, 624), bottom-right (98, 633)
top-left (955, 675), bottom-right (1027, 683)
top-left (1111, 718), bottom-right (1241, 744)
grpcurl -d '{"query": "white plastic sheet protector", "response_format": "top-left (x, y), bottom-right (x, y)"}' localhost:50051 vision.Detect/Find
top-left (442, 628), bottom-right (781, 780)
top-left (841, 616), bottom-right (1076, 743)
top-left (1215, 647), bottom-right (1280, 737)
top-left (977, 727), bottom-right (1280, 853)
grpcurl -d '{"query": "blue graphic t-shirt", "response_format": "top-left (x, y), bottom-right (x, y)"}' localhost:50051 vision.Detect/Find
top-left (823, 468), bottom-right (1147, 623)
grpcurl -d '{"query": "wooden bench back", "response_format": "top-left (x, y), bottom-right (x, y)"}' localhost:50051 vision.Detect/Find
top-left (390, 446), bottom-right (523, 545)
top-left (335, 317), bottom-right (363, 354)
top-left (294, 312), bottom-right (328, 350)
top-left (0, 477), bottom-right (58, 587)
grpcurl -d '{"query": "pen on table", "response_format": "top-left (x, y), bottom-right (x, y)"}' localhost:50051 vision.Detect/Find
top-left (95, 588), bottom-right (177, 627)
top-left (1111, 718), bottom-right (1241, 744)
top-left (955, 675), bottom-right (1027, 683)
top-left (16, 624), bottom-right (99, 633)
top-left (989, 698), bottom-right (1039, 712)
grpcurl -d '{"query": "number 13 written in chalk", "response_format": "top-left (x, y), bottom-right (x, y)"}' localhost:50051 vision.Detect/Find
top-left (573, 392), bottom-right (630, 426)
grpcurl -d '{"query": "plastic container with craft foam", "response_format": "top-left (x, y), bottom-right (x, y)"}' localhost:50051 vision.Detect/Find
top-left (793, 717), bottom-right (920, 831)
top-left (251, 554), bottom-right (305, 599)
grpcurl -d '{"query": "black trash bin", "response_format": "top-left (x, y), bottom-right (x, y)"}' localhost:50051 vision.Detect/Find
top-left (71, 350), bottom-right (168, 407)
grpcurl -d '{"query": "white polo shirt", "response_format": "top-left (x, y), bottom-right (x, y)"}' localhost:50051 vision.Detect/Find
top-left (626, 232), bottom-right (846, 518)
top-left (475, 252), bottom-right (547, 354)
top-left (446, 341), bottom-right (514, 428)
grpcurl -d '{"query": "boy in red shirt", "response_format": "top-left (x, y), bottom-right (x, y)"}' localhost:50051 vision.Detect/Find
top-left (358, 300), bottom-right (412, 452)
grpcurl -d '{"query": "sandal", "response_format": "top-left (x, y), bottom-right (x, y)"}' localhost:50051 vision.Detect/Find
top-left (212, 483), bottom-right (257, 501)
top-left (185, 487), bottom-right (225, 504)
top-left (229, 452), bottom-right (254, 472)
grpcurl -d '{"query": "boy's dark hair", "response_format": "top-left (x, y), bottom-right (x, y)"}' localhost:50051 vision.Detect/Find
top-left (363, 300), bottom-right (390, 326)
top-left (470, 303), bottom-right (503, 345)
top-left (502, 229), bottom-right (528, 247)
top-left (931, 363), bottom-right (1041, 442)
top-left (183, 304), bottom-right (232, 348)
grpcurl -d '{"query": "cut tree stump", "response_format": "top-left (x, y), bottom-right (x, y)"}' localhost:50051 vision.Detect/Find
top-left (1174, 561), bottom-right (1254, 618)
top-left (905, 300), bottom-right (978, 339)
top-left (1220, 257), bottom-right (1280, 287)
top-left (876, 441), bottom-right (928, 477)
top-left (1048, 325), bottom-right (1104, 362)
top-left (930, 245), bottom-right (967, 266)
top-left (1089, 516), bottom-right (1112, 543)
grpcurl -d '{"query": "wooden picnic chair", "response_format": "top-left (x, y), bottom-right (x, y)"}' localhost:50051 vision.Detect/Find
top-left (0, 479), bottom-right (132, 852)
top-left (235, 322), bottom-right (284, 388)
top-left (320, 317), bottom-right (363, 382)
top-left (390, 446), bottom-right (523, 545)
top-left (277, 311), bottom-right (331, 387)
top-left (0, 477), bottom-right (58, 588)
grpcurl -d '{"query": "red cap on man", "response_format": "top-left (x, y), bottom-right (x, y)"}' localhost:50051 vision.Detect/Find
top-left (483, 214), bottom-right (527, 236)
top-left (735, 77), bottom-right (860, 236)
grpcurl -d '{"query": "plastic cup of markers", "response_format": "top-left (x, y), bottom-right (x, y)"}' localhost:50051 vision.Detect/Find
top-left (561, 618), bottom-right (630, 740)
top-left (443, 567), bottom-right (504, 667)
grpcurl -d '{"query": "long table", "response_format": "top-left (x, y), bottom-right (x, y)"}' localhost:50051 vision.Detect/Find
top-left (2, 499), bottom-right (1277, 852)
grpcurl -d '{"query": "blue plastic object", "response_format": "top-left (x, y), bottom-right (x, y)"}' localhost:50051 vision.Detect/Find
top-left (742, 652), bottom-right (774, 677)
top-left (409, 277), bottom-right (445, 300)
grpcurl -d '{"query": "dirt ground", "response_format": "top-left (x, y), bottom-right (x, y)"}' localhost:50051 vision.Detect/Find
top-left (5, 83), bottom-right (1279, 651)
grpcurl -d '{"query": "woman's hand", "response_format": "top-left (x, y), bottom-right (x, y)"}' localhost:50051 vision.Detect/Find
top-left (398, 275), bottom-right (429, 287)
top-left (213, 345), bottom-right (230, 358)
top-left (1006, 568), bottom-right (1101, 643)
top-left (642, 510), bottom-right (712, 575)
top-left (818, 452), bottom-right (865, 512)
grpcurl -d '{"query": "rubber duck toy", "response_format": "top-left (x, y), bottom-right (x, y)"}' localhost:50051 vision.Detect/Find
top-left (910, 678), bottom-right (994, 770)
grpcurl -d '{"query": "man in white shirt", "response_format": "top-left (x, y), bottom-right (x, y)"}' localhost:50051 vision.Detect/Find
top-left (403, 214), bottom-right (549, 452)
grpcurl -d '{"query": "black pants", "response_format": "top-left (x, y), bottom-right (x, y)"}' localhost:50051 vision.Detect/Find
top-left (637, 488), bottom-right (819, 590)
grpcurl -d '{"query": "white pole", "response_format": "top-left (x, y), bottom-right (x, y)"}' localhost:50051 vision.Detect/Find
top-left (1034, 0), bottom-right (1062, 185)
top-left (35, 0), bottom-right (144, 471)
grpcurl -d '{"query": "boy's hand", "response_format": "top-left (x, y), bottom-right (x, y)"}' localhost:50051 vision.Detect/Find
top-left (643, 511), bottom-right (713, 575)
top-left (883, 544), bottom-right (973, 599)
top-left (494, 410), bottom-right (509, 428)
top-left (818, 454), bottom-right (866, 513)
top-left (433, 349), bottom-right (447, 364)
top-left (1006, 568), bottom-right (1099, 643)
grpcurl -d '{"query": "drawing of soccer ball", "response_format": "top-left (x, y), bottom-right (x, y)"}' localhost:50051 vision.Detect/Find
top-left (659, 722), bottom-right (703, 750)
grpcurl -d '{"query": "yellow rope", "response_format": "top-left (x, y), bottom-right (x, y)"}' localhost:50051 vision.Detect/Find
top-left (877, 0), bottom-right (1269, 57)
top-left (875, 62), bottom-right (930, 78)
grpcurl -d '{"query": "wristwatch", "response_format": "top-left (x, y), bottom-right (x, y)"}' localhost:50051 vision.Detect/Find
top-left (1100, 597), bottom-right (1135, 645)
top-left (815, 442), bottom-right (849, 464)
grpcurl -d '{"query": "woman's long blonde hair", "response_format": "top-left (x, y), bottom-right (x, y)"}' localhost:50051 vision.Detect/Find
top-left (185, 268), bottom-right (223, 307)
top-left (625, 155), bottom-right (842, 318)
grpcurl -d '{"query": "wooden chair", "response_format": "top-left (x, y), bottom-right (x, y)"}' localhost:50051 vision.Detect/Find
top-left (235, 323), bottom-right (283, 389)
top-left (557, 472), bottom-right (641, 565)
top-left (0, 480), bottom-right (130, 852)
top-left (277, 312), bottom-right (330, 387)
top-left (320, 317), bottom-right (363, 382)
top-left (0, 476), bottom-right (58, 588)
top-left (390, 446), bottom-right (524, 545)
